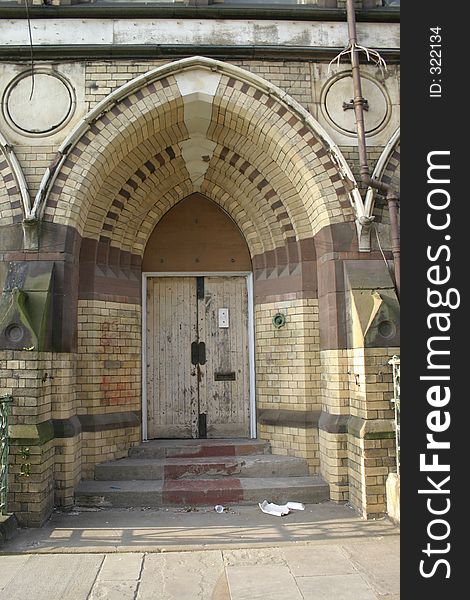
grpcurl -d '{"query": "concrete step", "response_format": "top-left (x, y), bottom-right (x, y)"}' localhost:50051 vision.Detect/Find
top-left (75, 476), bottom-right (330, 508)
top-left (95, 454), bottom-right (310, 481)
top-left (128, 438), bottom-right (271, 459)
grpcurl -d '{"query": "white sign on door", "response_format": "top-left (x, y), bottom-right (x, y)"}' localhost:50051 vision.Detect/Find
top-left (218, 308), bottom-right (229, 328)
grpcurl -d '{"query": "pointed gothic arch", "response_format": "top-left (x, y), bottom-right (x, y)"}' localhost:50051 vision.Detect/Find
top-left (31, 56), bottom-right (363, 264)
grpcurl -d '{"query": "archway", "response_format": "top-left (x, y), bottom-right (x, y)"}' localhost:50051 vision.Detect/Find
top-left (37, 56), bottom-right (360, 483)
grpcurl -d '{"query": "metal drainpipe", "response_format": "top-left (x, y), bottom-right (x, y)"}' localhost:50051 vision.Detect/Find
top-left (346, 0), bottom-right (400, 298)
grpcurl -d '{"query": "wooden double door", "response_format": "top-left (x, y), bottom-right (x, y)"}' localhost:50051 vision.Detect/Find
top-left (146, 276), bottom-right (250, 439)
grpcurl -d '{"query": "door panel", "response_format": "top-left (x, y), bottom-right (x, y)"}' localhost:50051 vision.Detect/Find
top-left (199, 277), bottom-right (250, 438)
top-left (147, 277), bottom-right (198, 438)
top-left (147, 276), bottom-right (250, 439)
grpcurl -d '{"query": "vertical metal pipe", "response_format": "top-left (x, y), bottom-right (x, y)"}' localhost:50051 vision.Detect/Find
top-left (347, 0), bottom-right (370, 179)
top-left (388, 198), bottom-right (400, 293)
top-left (346, 0), bottom-right (400, 298)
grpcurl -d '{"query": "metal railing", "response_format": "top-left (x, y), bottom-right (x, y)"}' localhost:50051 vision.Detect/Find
top-left (388, 356), bottom-right (400, 473)
top-left (0, 394), bottom-right (13, 515)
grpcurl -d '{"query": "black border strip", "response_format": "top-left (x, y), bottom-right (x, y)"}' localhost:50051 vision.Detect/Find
top-left (402, 0), bottom-right (464, 594)
top-left (0, 6), bottom-right (400, 23)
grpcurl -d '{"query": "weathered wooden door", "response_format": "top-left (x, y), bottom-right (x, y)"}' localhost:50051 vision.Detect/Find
top-left (146, 276), bottom-right (250, 439)
top-left (146, 277), bottom-right (198, 438)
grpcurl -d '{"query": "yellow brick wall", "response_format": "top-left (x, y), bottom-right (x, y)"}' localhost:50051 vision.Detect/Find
top-left (1, 351), bottom-right (81, 520)
top-left (319, 430), bottom-right (349, 502)
top-left (347, 435), bottom-right (364, 511)
top-left (81, 427), bottom-right (140, 479)
top-left (258, 423), bottom-right (320, 474)
top-left (319, 349), bottom-right (350, 415)
top-left (54, 435), bottom-right (82, 508)
top-left (7, 439), bottom-right (55, 527)
top-left (319, 347), bottom-right (398, 515)
top-left (76, 300), bottom-right (141, 415)
top-left (0, 351), bottom-right (78, 424)
top-left (13, 146), bottom-right (57, 199)
top-left (348, 347), bottom-right (397, 420)
top-left (255, 297), bottom-right (321, 473)
top-left (255, 298), bottom-right (321, 412)
top-left (348, 435), bottom-right (397, 518)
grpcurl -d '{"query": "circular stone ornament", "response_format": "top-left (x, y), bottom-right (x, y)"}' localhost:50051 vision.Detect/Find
top-left (3, 70), bottom-right (75, 136)
top-left (5, 323), bottom-right (24, 343)
top-left (378, 319), bottom-right (396, 339)
top-left (323, 73), bottom-right (390, 136)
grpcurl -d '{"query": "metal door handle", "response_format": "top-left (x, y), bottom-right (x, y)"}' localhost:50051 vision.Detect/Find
top-left (198, 341), bottom-right (206, 365)
top-left (191, 341), bottom-right (199, 365)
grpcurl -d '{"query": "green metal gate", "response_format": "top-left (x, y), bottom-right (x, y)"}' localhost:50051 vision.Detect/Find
top-left (388, 356), bottom-right (400, 473)
top-left (0, 395), bottom-right (13, 515)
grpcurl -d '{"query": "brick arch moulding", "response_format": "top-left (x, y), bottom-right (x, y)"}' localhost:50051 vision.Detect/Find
top-left (0, 130), bottom-right (31, 226)
top-left (31, 57), bottom-right (365, 252)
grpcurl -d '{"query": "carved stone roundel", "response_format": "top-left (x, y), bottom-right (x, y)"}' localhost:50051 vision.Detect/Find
top-left (324, 74), bottom-right (389, 136)
top-left (4, 71), bottom-right (74, 136)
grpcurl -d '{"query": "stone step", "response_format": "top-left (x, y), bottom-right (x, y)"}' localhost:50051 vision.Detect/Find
top-left (0, 514), bottom-right (18, 547)
top-left (75, 476), bottom-right (329, 508)
top-left (128, 438), bottom-right (271, 459)
top-left (95, 454), bottom-right (310, 481)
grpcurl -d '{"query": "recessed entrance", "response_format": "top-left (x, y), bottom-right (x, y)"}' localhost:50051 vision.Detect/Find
top-left (145, 275), bottom-right (251, 439)
top-left (142, 194), bottom-right (254, 440)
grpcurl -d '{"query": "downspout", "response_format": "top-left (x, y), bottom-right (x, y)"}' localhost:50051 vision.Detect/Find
top-left (346, 0), bottom-right (400, 298)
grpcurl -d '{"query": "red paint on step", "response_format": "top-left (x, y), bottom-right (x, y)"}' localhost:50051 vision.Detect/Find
top-left (162, 478), bottom-right (244, 505)
top-left (166, 443), bottom-right (262, 459)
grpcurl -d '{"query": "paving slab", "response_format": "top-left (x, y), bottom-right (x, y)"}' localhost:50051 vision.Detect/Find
top-left (88, 581), bottom-right (139, 600)
top-left (223, 547), bottom-right (286, 566)
top-left (0, 554), bottom-right (104, 600)
top-left (0, 555), bottom-right (30, 589)
top-left (342, 538), bottom-right (400, 596)
top-left (97, 552), bottom-right (143, 580)
top-left (138, 550), bottom-right (224, 600)
top-left (211, 571), bottom-right (231, 600)
top-left (295, 573), bottom-right (378, 600)
top-left (282, 544), bottom-right (356, 577)
top-left (0, 542), bottom-right (399, 600)
top-left (226, 565), bottom-right (303, 600)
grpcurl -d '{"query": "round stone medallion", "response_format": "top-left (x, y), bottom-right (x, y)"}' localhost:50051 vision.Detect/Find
top-left (323, 74), bottom-right (390, 136)
top-left (5, 323), bottom-right (24, 343)
top-left (3, 71), bottom-right (74, 136)
top-left (378, 319), bottom-right (396, 339)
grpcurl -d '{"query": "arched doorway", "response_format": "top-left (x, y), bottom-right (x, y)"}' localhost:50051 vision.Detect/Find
top-left (41, 56), bottom-right (359, 492)
top-left (33, 56), bottom-right (379, 513)
top-left (142, 193), bottom-right (254, 440)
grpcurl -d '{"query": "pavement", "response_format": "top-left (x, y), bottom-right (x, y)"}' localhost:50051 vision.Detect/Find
top-left (0, 502), bottom-right (400, 599)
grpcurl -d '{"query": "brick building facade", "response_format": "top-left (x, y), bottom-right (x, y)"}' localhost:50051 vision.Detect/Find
top-left (0, 0), bottom-right (400, 526)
